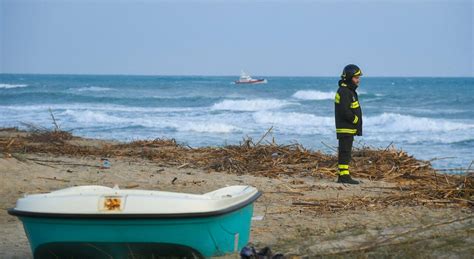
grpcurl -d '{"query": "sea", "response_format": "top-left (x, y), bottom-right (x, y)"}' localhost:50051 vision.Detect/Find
top-left (1, 74), bottom-right (473, 171)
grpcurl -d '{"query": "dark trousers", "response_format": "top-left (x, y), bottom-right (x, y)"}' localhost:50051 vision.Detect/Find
top-left (338, 136), bottom-right (354, 174)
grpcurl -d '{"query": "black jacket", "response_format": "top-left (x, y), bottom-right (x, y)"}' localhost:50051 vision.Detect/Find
top-left (334, 80), bottom-right (362, 139)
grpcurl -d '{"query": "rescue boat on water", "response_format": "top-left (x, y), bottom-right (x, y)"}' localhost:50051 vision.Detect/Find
top-left (234, 71), bottom-right (267, 84)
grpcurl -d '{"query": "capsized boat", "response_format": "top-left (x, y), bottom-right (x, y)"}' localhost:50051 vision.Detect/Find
top-left (8, 185), bottom-right (261, 258)
top-left (234, 71), bottom-right (267, 84)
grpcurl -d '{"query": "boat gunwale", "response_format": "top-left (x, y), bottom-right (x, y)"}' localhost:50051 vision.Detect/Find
top-left (7, 191), bottom-right (261, 220)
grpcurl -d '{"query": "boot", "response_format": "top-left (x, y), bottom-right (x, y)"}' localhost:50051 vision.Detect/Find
top-left (337, 174), bottom-right (359, 184)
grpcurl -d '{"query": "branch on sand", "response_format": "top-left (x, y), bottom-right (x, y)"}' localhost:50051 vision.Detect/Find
top-left (0, 127), bottom-right (472, 209)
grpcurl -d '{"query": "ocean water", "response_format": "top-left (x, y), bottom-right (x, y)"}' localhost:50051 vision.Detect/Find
top-left (1, 74), bottom-right (473, 170)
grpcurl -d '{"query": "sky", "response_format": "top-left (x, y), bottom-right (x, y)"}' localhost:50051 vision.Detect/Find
top-left (1, 0), bottom-right (473, 77)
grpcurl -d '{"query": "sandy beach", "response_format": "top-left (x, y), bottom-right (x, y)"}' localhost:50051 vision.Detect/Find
top-left (0, 129), bottom-right (472, 258)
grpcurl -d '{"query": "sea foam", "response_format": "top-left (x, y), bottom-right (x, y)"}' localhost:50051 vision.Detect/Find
top-left (211, 99), bottom-right (293, 111)
top-left (252, 112), bottom-right (474, 133)
top-left (365, 113), bottom-right (474, 133)
top-left (253, 111), bottom-right (333, 127)
top-left (75, 86), bottom-right (114, 92)
top-left (292, 90), bottom-right (335, 100)
top-left (0, 83), bottom-right (28, 89)
top-left (2, 104), bottom-right (196, 113)
top-left (64, 110), bottom-right (127, 125)
top-left (62, 109), bottom-right (241, 134)
top-left (177, 122), bottom-right (240, 133)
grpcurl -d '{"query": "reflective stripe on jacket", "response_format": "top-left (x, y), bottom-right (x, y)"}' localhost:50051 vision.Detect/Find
top-left (334, 80), bottom-right (362, 139)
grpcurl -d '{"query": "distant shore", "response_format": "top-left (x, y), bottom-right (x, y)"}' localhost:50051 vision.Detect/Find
top-left (0, 129), bottom-right (472, 258)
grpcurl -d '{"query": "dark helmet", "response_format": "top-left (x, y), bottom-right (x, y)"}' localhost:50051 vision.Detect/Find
top-left (341, 64), bottom-right (363, 81)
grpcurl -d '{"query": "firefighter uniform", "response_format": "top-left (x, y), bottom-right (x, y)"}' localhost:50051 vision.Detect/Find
top-left (334, 64), bottom-right (362, 184)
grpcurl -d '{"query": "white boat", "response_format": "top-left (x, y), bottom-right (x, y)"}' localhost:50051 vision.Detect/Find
top-left (235, 71), bottom-right (267, 84)
top-left (9, 185), bottom-right (261, 258)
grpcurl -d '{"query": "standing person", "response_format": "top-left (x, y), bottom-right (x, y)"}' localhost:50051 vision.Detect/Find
top-left (334, 64), bottom-right (363, 184)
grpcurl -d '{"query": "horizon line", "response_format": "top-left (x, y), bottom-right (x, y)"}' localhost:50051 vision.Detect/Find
top-left (1, 72), bottom-right (473, 78)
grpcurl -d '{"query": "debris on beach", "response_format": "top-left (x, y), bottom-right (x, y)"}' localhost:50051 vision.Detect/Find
top-left (0, 128), bottom-right (472, 210)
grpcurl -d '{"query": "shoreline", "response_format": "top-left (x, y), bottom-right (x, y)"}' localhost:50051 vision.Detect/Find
top-left (3, 126), bottom-right (472, 173)
top-left (0, 128), bottom-right (472, 257)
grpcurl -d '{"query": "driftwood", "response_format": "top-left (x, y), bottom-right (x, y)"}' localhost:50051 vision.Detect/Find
top-left (0, 128), bottom-right (472, 209)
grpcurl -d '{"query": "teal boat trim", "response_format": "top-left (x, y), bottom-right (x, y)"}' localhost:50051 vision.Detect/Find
top-left (16, 203), bottom-right (256, 257)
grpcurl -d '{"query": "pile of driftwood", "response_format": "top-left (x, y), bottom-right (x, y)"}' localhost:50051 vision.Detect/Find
top-left (0, 128), bottom-right (472, 208)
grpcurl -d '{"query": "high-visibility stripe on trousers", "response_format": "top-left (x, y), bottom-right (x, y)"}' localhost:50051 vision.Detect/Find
top-left (338, 164), bottom-right (350, 175)
top-left (338, 136), bottom-right (354, 175)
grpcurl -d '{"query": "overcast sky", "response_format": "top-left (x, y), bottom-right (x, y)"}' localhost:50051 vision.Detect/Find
top-left (1, 0), bottom-right (472, 76)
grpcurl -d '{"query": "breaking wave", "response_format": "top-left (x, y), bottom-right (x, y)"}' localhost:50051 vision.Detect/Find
top-left (176, 122), bottom-right (240, 133)
top-left (211, 99), bottom-right (294, 111)
top-left (253, 111), bottom-right (332, 127)
top-left (0, 83), bottom-right (28, 89)
top-left (251, 111), bottom-right (474, 143)
top-left (62, 110), bottom-right (240, 134)
top-left (75, 86), bottom-right (114, 92)
top-left (292, 90), bottom-right (335, 100)
top-left (365, 113), bottom-right (474, 133)
top-left (1, 104), bottom-right (196, 113)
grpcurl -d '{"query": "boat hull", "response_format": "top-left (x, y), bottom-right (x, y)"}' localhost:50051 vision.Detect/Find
top-left (17, 203), bottom-right (255, 258)
top-left (234, 79), bottom-right (267, 84)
